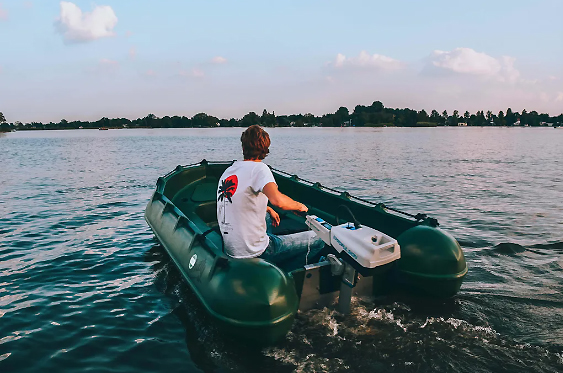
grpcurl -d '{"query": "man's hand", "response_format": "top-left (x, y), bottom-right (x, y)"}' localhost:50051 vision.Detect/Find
top-left (267, 206), bottom-right (280, 227)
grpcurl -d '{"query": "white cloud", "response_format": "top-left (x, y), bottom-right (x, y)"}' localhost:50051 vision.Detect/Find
top-left (100, 58), bottom-right (118, 66)
top-left (540, 92), bottom-right (550, 102)
top-left (0, 4), bottom-right (8, 21)
top-left (180, 69), bottom-right (205, 78)
top-left (211, 56), bottom-right (227, 64)
top-left (95, 58), bottom-right (119, 74)
top-left (192, 68), bottom-right (205, 77)
top-left (556, 92), bottom-right (563, 103)
top-left (498, 56), bottom-right (520, 82)
top-left (333, 51), bottom-right (403, 70)
top-left (430, 47), bottom-right (520, 82)
top-left (55, 1), bottom-right (118, 43)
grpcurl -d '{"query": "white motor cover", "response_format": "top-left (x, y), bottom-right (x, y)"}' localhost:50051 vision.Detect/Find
top-left (305, 215), bottom-right (401, 269)
top-left (330, 223), bottom-right (400, 269)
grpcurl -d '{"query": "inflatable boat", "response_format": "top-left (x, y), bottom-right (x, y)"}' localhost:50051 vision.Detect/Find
top-left (145, 160), bottom-right (467, 344)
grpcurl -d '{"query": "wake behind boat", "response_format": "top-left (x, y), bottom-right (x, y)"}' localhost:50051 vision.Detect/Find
top-left (144, 160), bottom-right (467, 344)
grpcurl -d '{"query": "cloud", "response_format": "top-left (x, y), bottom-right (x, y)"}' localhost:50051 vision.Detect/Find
top-left (211, 56), bottom-right (227, 64)
top-left (332, 51), bottom-right (403, 70)
top-left (24, 1), bottom-right (33, 9)
top-left (129, 47), bottom-right (136, 59)
top-left (100, 58), bottom-right (118, 66)
top-left (430, 48), bottom-right (520, 82)
top-left (179, 69), bottom-right (205, 78)
top-left (556, 92), bottom-right (563, 103)
top-left (0, 4), bottom-right (8, 21)
top-left (192, 68), bottom-right (204, 77)
top-left (144, 69), bottom-right (157, 77)
top-left (94, 58), bottom-right (119, 74)
top-left (55, 1), bottom-right (118, 43)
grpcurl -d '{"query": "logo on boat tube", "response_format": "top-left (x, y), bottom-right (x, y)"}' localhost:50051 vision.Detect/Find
top-left (189, 254), bottom-right (198, 269)
top-left (218, 175), bottom-right (238, 203)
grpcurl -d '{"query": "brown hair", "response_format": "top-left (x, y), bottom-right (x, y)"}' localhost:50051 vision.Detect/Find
top-left (241, 125), bottom-right (271, 160)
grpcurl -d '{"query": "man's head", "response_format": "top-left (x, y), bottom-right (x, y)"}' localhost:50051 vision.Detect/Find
top-left (241, 125), bottom-right (271, 160)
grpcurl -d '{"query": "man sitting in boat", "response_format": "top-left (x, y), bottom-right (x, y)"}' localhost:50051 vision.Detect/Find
top-left (216, 125), bottom-right (324, 265)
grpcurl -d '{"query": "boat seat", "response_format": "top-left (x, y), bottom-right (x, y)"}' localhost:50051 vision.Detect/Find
top-left (191, 179), bottom-right (218, 202)
top-left (195, 201), bottom-right (218, 226)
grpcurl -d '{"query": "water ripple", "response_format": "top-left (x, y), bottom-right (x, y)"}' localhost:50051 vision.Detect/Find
top-left (1, 128), bottom-right (562, 372)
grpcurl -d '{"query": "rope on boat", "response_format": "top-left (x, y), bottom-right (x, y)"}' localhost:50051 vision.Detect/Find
top-left (269, 166), bottom-right (434, 224)
top-left (170, 160), bottom-right (437, 225)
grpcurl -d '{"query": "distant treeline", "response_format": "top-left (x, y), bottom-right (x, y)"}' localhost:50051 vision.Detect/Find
top-left (1, 101), bottom-right (562, 131)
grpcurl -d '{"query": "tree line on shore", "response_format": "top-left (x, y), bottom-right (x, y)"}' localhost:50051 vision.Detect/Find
top-left (1, 101), bottom-right (562, 132)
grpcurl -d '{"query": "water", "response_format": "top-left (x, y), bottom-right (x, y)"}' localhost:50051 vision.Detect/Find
top-left (1, 127), bottom-right (562, 372)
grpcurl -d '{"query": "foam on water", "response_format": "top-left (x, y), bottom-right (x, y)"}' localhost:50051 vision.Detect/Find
top-left (259, 296), bottom-right (563, 372)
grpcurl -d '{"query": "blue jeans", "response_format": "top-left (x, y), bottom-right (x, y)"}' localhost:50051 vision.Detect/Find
top-left (260, 213), bottom-right (325, 267)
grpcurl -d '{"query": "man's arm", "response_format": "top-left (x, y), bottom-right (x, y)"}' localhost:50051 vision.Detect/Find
top-left (263, 182), bottom-right (308, 212)
top-left (266, 206), bottom-right (280, 227)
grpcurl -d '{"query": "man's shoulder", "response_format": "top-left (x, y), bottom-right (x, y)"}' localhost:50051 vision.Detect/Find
top-left (233, 160), bottom-right (271, 173)
top-left (222, 161), bottom-right (243, 175)
top-left (254, 161), bottom-right (272, 172)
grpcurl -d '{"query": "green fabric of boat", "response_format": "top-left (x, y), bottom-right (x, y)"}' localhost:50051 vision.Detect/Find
top-left (145, 161), bottom-right (468, 343)
top-left (191, 180), bottom-right (218, 202)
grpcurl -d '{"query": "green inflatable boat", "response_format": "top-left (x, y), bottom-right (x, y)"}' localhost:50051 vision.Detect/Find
top-left (145, 160), bottom-right (467, 344)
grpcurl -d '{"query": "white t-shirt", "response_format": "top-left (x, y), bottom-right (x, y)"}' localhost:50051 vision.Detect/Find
top-left (216, 161), bottom-right (276, 258)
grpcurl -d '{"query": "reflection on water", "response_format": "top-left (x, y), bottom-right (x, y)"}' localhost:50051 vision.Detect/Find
top-left (1, 128), bottom-right (562, 372)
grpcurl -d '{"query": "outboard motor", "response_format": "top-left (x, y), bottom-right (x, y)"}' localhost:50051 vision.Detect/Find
top-left (305, 214), bottom-right (401, 314)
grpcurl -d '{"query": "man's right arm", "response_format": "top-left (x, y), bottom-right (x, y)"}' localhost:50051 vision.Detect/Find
top-left (262, 182), bottom-right (308, 212)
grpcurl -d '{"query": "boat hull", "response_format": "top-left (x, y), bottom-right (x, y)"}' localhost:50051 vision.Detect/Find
top-left (145, 187), bottom-right (299, 344)
top-left (145, 160), bottom-right (468, 344)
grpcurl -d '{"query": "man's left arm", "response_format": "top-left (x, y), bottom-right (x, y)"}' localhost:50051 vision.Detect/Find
top-left (266, 206), bottom-right (280, 227)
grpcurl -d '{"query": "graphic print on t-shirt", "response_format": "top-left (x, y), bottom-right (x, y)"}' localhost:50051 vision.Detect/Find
top-left (218, 174), bottom-right (238, 225)
top-left (218, 175), bottom-right (238, 203)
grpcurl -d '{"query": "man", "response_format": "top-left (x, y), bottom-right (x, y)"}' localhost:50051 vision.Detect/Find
top-left (216, 125), bottom-right (324, 264)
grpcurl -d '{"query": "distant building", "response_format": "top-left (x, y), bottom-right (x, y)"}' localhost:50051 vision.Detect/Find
top-left (458, 122), bottom-right (467, 126)
top-left (515, 120), bottom-right (521, 126)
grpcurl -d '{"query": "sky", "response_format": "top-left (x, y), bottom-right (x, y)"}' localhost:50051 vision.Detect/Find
top-left (0, 0), bottom-right (562, 123)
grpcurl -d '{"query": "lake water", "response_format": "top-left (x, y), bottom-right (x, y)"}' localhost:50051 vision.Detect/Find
top-left (1, 127), bottom-right (562, 372)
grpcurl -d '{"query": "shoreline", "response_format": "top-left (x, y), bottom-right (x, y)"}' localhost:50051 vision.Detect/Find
top-left (3, 125), bottom-right (559, 133)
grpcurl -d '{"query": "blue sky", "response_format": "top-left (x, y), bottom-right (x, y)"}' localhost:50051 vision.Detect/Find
top-left (0, 0), bottom-right (562, 122)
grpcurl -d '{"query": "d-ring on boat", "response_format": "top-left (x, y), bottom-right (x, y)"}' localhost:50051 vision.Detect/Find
top-left (145, 160), bottom-right (467, 344)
